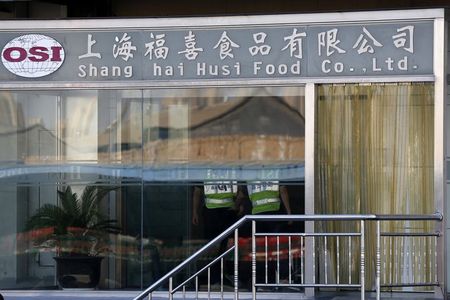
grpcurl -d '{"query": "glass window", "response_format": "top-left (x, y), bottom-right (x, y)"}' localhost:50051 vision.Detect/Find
top-left (316, 83), bottom-right (434, 214)
top-left (142, 86), bottom-right (305, 287)
top-left (0, 86), bottom-right (305, 290)
top-left (143, 87), bottom-right (305, 181)
top-left (315, 83), bottom-right (434, 290)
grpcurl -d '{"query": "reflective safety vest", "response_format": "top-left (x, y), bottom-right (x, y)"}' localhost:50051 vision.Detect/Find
top-left (248, 181), bottom-right (280, 214)
top-left (204, 182), bottom-right (237, 209)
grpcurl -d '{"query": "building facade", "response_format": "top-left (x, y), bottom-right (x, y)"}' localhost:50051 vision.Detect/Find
top-left (0, 3), bottom-right (448, 297)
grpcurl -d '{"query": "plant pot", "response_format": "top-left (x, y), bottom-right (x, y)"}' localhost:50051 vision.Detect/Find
top-left (54, 256), bottom-right (103, 289)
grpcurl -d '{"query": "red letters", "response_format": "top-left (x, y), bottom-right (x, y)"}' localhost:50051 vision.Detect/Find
top-left (50, 46), bottom-right (63, 62)
top-left (2, 46), bottom-right (63, 62)
top-left (28, 47), bottom-right (50, 62)
top-left (2, 47), bottom-right (27, 62)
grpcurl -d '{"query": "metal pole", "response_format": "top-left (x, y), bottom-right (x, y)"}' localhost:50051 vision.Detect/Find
top-left (313, 236), bottom-right (316, 284)
top-left (376, 220), bottom-right (380, 300)
top-left (434, 236), bottom-right (438, 284)
top-left (324, 236), bottom-right (328, 285)
top-left (252, 220), bottom-right (256, 300)
top-left (349, 236), bottom-right (352, 284)
top-left (169, 277), bottom-right (173, 300)
top-left (360, 220), bottom-right (365, 300)
top-left (301, 236), bottom-right (304, 284)
top-left (208, 267), bottom-right (211, 300)
top-left (277, 235), bottom-right (280, 284)
top-left (337, 236), bottom-right (340, 285)
top-left (234, 228), bottom-right (239, 300)
top-left (221, 258), bottom-right (224, 300)
top-left (288, 236), bottom-right (292, 284)
top-left (265, 236), bottom-right (268, 284)
top-left (195, 276), bottom-right (198, 300)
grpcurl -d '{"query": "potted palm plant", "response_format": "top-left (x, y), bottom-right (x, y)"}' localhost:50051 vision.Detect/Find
top-left (26, 185), bottom-right (120, 289)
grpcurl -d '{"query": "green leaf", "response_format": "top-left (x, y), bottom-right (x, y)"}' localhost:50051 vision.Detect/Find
top-left (27, 184), bottom-right (121, 256)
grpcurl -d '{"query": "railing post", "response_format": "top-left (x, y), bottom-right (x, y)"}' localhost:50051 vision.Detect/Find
top-left (234, 228), bottom-right (239, 300)
top-left (360, 220), bottom-right (365, 300)
top-left (208, 267), bottom-right (211, 300)
top-left (195, 276), bottom-right (199, 300)
top-left (221, 258), bottom-right (224, 300)
top-left (376, 220), bottom-right (381, 300)
top-left (169, 277), bottom-right (173, 300)
top-left (252, 220), bottom-right (256, 300)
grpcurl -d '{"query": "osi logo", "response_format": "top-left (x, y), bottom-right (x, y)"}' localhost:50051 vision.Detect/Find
top-left (1, 34), bottom-right (65, 78)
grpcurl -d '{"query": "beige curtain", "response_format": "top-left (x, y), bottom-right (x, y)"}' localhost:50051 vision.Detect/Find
top-left (315, 83), bottom-right (434, 289)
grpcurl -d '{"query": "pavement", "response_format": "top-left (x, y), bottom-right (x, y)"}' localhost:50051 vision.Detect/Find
top-left (0, 290), bottom-right (444, 300)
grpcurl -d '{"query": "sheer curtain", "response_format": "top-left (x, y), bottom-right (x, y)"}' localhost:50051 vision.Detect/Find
top-left (315, 83), bottom-right (434, 288)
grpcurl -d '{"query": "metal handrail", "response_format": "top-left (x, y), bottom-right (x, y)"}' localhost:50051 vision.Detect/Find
top-left (133, 214), bottom-right (375, 300)
top-left (375, 213), bottom-right (442, 221)
top-left (133, 213), bottom-right (442, 300)
top-left (133, 216), bottom-right (247, 300)
top-left (374, 212), bottom-right (442, 300)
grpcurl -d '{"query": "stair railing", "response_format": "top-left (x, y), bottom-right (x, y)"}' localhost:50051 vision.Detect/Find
top-left (133, 213), bottom-right (442, 300)
top-left (133, 215), bottom-right (246, 300)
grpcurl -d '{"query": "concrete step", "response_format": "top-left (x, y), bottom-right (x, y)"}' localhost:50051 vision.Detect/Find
top-left (0, 291), bottom-right (304, 300)
top-left (0, 290), bottom-right (441, 300)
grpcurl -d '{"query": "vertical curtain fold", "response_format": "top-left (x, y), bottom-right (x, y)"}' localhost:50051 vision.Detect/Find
top-left (315, 83), bottom-right (434, 289)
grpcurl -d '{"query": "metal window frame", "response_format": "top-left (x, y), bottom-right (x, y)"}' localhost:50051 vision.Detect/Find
top-left (433, 15), bottom-right (447, 298)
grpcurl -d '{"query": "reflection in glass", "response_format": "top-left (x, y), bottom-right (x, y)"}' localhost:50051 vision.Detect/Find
top-left (62, 92), bottom-right (98, 161)
top-left (0, 86), bottom-right (305, 290)
top-left (144, 87), bottom-right (305, 166)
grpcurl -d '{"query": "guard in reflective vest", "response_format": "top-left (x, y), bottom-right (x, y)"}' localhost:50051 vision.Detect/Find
top-left (192, 181), bottom-right (238, 285)
top-left (204, 183), bottom-right (236, 209)
top-left (192, 181), bottom-right (238, 239)
top-left (245, 181), bottom-right (292, 285)
top-left (247, 181), bottom-right (292, 232)
top-left (248, 181), bottom-right (281, 214)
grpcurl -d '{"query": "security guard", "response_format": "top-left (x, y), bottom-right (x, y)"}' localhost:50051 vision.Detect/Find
top-left (192, 181), bottom-right (238, 240)
top-left (247, 181), bottom-right (292, 286)
top-left (247, 181), bottom-right (292, 232)
top-left (192, 181), bottom-right (238, 286)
